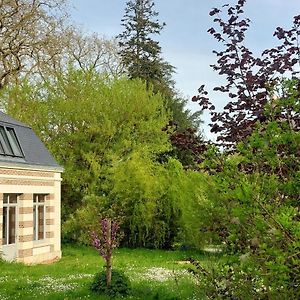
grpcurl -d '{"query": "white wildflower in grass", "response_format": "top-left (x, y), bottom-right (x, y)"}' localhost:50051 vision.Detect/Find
top-left (26, 278), bottom-right (33, 284)
top-left (65, 274), bottom-right (94, 280)
top-left (30, 273), bottom-right (95, 295)
top-left (37, 276), bottom-right (78, 294)
top-left (0, 294), bottom-right (9, 300)
top-left (141, 267), bottom-right (190, 282)
top-left (0, 276), bottom-right (8, 283)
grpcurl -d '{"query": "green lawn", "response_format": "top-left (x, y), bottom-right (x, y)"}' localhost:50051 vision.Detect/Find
top-left (0, 245), bottom-right (218, 300)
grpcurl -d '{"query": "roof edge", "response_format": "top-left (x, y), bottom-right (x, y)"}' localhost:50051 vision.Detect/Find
top-left (0, 161), bottom-right (64, 173)
top-left (0, 120), bottom-right (31, 129)
top-left (0, 111), bottom-right (31, 128)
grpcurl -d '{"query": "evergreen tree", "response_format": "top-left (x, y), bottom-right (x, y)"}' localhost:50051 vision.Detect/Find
top-left (117, 0), bottom-right (174, 93)
top-left (118, 0), bottom-right (204, 168)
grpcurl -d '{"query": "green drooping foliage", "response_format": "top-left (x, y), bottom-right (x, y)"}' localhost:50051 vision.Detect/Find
top-left (193, 80), bottom-right (300, 299)
top-left (1, 70), bottom-right (166, 223)
top-left (118, 157), bottom-right (209, 248)
top-left (1, 69), bottom-right (207, 249)
top-left (64, 156), bottom-right (208, 249)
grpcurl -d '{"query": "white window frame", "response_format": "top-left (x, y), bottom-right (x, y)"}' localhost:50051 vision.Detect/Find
top-left (2, 194), bottom-right (18, 245)
top-left (0, 126), bottom-right (23, 157)
top-left (33, 194), bottom-right (46, 241)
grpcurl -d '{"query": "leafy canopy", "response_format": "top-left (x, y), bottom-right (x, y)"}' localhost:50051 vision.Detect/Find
top-left (2, 69), bottom-right (171, 212)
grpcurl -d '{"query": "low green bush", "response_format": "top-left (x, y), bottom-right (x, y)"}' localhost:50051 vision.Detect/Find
top-left (90, 269), bottom-right (131, 298)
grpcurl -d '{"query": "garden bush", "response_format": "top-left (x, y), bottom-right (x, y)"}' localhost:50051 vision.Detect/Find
top-left (192, 82), bottom-right (300, 298)
top-left (90, 269), bottom-right (131, 298)
top-left (187, 0), bottom-right (300, 297)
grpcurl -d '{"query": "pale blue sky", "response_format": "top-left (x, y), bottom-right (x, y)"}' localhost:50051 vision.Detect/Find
top-left (70, 0), bottom-right (300, 139)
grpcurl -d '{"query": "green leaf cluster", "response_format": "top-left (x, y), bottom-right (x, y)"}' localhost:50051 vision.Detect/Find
top-left (195, 80), bottom-right (300, 298)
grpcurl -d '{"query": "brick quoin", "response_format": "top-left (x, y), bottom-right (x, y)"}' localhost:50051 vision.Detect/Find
top-left (0, 169), bottom-right (54, 178)
top-left (19, 221), bottom-right (34, 228)
top-left (0, 179), bottom-right (54, 186)
top-left (46, 232), bottom-right (55, 239)
top-left (19, 235), bottom-right (34, 243)
top-left (18, 248), bottom-right (33, 258)
top-left (19, 207), bottom-right (33, 214)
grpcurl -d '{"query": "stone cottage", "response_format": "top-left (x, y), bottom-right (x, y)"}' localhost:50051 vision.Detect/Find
top-left (0, 112), bottom-right (63, 264)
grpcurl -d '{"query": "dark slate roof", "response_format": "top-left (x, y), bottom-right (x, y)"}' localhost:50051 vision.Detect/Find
top-left (0, 112), bottom-right (62, 170)
top-left (0, 112), bottom-right (30, 128)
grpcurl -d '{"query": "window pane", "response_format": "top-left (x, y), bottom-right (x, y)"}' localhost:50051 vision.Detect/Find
top-left (38, 206), bottom-right (44, 240)
top-left (0, 141), bottom-right (4, 154)
top-left (0, 126), bottom-right (13, 155)
top-left (3, 194), bottom-right (8, 204)
top-left (2, 207), bottom-right (7, 245)
top-left (33, 205), bottom-right (37, 240)
top-left (38, 195), bottom-right (45, 203)
top-left (9, 194), bottom-right (17, 204)
top-left (7, 128), bottom-right (23, 157)
top-left (8, 207), bottom-right (16, 244)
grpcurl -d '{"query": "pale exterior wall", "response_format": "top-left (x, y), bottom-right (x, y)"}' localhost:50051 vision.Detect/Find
top-left (0, 166), bottom-right (62, 264)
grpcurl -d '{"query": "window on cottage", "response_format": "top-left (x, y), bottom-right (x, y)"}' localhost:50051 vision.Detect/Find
top-left (0, 126), bottom-right (23, 157)
top-left (0, 140), bottom-right (4, 154)
top-left (33, 194), bottom-right (46, 241)
top-left (6, 128), bottom-right (23, 156)
top-left (2, 194), bottom-right (18, 245)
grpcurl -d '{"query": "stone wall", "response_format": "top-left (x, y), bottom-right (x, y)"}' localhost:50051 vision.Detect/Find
top-left (0, 166), bottom-right (62, 264)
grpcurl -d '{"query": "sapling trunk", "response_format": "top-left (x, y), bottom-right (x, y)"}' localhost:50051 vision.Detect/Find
top-left (106, 219), bottom-right (112, 287)
top-left (106, 257), bottom-right (112, 287)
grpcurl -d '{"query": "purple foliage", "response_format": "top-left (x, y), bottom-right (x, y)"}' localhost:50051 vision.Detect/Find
top-left (193, 0), bottom-right (300, 147)
top-left (91, 218), bottom-right (120, 262)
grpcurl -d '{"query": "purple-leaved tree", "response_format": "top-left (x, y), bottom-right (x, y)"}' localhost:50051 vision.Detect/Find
top-left (193, 0), bottom-right (300, 147)
top-left (91, 219), bottom-right (120, 287)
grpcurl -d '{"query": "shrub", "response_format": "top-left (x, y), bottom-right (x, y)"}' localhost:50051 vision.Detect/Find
top-left (193, 80), bottom-right (300, 298)
top-left (90, 269), bottom-right (131, 297)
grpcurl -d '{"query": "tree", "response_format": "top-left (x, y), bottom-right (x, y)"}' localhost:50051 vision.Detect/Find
top-left (59, 29), bottom-right (124, 78)
top-left (92, 219), bottom-right (120, 288)
top-left (117, 0), bottom-right (174, 92)
top-left (193, 0), bottom-right (300, 146)
top-left (1, 69), bottom-right (172, 235)
top-left (0, 0), bottom-right (124, 89)
top-left (188, 1), bottom-right (300, 297)
top-left (0, 0), bottom-right (68, 88)
top-left (196, 82), bottom-right (300, 298)
top-left (2, 69), bottom-right (208, 249)
top-left (118, 0), bottom-right (204, 168)
top-left (91, 218), bottom-right (130, 297)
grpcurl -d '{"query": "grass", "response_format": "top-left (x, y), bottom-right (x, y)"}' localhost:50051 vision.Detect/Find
top-left (0, 245), bottom-right (220, 300)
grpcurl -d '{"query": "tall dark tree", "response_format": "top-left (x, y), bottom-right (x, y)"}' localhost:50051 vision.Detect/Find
top-left (117, 0), bottom-right (174, 92)
top-left (118, 0), bottom-right (204, 168)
